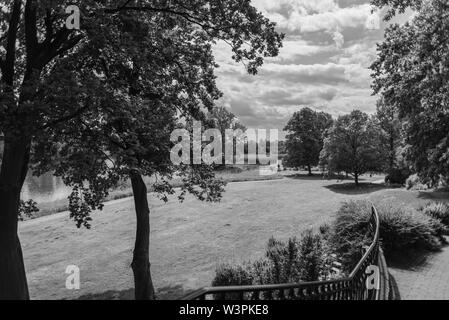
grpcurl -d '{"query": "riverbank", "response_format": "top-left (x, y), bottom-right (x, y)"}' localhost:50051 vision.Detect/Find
top-left (26, 167), bottom-right (285, 220)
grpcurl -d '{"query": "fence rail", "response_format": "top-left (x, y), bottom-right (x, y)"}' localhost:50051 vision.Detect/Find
top-left (182, 206), bottom-right (387, 300)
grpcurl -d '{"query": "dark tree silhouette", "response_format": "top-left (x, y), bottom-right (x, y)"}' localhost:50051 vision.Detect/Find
top-left (0, 0), bottom-right (283, 299)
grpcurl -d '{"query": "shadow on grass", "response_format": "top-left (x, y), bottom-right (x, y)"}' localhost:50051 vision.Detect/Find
top-left (417, 190), bottom-right (449, 202)
top-left (388, 273), bottom-right (401, 300)
top-left (324, 183), bottom-right (387, 195)
top-left (386, 248), bottom-right (435, 271)
top-left (75, 285), bottom-right (189, 300)
top-left (76, 288), bottom-right (134, 300)
top-left (285, 173), bottom-right (334, 181)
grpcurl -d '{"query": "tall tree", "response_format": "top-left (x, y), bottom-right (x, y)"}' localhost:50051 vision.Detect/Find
top-left (284, 107), bottom-right (333, 175)
top-left (0, 0), bottom-right (283, 299)
top-left (371, 0), bottom-right (449, 186)
top-left (320, 110), bottom-right (384, 186)
top-left (376, 98), bottom-right (402, 175)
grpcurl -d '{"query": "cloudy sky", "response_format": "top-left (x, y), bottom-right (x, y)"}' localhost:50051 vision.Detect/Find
top-left (213, 0), bottom-right (412, 137)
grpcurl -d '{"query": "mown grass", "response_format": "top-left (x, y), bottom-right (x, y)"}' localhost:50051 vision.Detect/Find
top-left (27, 166), bottom-right (284, 220)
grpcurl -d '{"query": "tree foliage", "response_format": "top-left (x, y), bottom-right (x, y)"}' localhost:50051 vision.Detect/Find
top-left (320, 110), bottom-right (384, 185)
top-left (371, 0), bottom-right (449, 185)
top-left (371, 0), bottom-right (423, 20)
top-left (206, 106), bottom-right (246, 167)
top-left (0, 0), bottom-right (285, 228)
top-left (376, 98), bottom-right (403, 174)
top-left (284, 107), bottom-right (333, 174)
top-left (0, 0), bottom-right (284, 299)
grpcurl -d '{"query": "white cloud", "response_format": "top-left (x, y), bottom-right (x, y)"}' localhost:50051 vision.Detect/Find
top-left (332, 29), bottom-right (345, 49)
top-left (253, 0), bottom-right (339, 15)
top-left (254, 1), bottom-right (380, 34)
top-left (208, 0), bottom-right (402, 133)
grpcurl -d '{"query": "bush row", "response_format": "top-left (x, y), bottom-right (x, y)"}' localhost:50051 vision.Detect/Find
top-left (332, 201), bottom-right (447, 270)
top-left (212, 200), bottom-right (449, 293)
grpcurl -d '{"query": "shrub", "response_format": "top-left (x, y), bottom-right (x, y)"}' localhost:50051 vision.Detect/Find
top-left (378, 203), bottom-right (446, 254)
top-left (297, 230), bottom-right (327, 282)
top-left (253, 232), bottom-right (334, 299)
top-left (212, 231), bottom-right (336, 299)
top-left (265, 237), bottom-right (301, 284)
top-left (406, 174), bottom-right (428, 190)
top-left (421, 202), bottom-right (449, 227)
top-left (331, 201), bottom-right (447, 267)
top-left (212, 263), bottom-right (253, 299)
top-left (331, 201), bottom-right (374, 272)
top-left (212, 263), bottom-right (253, 287)
top-left (385, 168), bottom-right (412, 185)
top-left (263, 232), bottom-right (334, 283)
top-left (319, 223), bottom-right (332, 239)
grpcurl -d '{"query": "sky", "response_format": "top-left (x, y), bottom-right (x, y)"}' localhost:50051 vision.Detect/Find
top-left (213, 0), bottom-right (412, 137)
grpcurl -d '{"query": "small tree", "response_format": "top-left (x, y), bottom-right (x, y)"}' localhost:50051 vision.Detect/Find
top-left (206, 106), bottom-right (246, 167)
top-left (284, 107), bottom-right (333, 175)
top-left (320, 110), bottom-right (384, 186)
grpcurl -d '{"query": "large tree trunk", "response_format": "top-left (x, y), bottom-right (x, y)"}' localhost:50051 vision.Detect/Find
top-left (130, 171), bottom-right (155, 300)
top-left (0, 135), bottom-right (31, 299)
top-left (354, 172), bottom-right (359, 186)
top-left (307, 164), bottom-right (312, 176)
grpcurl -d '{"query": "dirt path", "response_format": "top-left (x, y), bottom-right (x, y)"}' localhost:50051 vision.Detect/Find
top-left (20, 175), bottom-right (384, 300)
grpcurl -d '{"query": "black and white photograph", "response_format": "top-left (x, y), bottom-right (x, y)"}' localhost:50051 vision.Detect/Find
top-left (1, 0), bottom-right (449, 309)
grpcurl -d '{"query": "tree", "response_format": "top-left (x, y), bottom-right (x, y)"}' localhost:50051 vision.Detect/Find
top-left (32, 82), bottom-right (225, 300)
top-left (284, 107), bottom-right (333, 175)
top-left (320, 110), bottom-right (384, 186)
top-left (0, 0), bottom-right (283, 299)
top-left (371, 0), bottom-right (449, 186)
top-left (206, 106), bottom-right (246, 167)
top-left (376, 98), bottom-right (403, 175)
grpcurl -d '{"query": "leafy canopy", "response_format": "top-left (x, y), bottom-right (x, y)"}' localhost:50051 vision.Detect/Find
top-left (0, 0), bottom-right (284, 226)
top-left (371, 0), bottom-right (449, 185)
top-left (320, 110), bottom-right (384, 181)
top-left (284, 107), bottom-right (333, 170)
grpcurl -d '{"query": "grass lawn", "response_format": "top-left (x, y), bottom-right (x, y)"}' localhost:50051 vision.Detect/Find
top-left (19, 172), bottom-right (448, 300)
top-left (27, 166), bottom-right (283, 220)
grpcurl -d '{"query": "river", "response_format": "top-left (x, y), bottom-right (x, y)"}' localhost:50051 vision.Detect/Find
top-left (21, 174), bottom-right (71, 204)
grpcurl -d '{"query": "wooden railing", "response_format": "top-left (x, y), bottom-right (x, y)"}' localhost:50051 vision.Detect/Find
top-left (182, 206), bottom-right (387, 300)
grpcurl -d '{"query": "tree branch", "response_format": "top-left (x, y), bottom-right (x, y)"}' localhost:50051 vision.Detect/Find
top-left (0, 59), bottom-right (4, 75)
top-left (44, 8), bottom-right (54, 45)
top-left (36, 28), bottom-right (83, 69)
top-left (25, 0), bottom-right (39, 64)
top-left (3, 0), bottom-right (22, 85)
top-left (42, 105), bottom-right (91, 130)
top-left (103, 5), bottom-right (229, 34)
top-left (55, 35), bottom-right (84, 57)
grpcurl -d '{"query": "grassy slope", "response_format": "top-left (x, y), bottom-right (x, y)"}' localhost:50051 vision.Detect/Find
top-left (28, 167), bottom-right (284, 220)
top-left (19, 173), bottom-right (448, 300)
